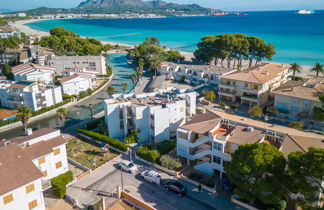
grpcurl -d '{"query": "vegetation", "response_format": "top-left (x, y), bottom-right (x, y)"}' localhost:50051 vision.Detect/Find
top-left (313, 94), bottom-right (324, 120)
top-left (85, 117), bottom-right (104, 130)
top-left (32, 99), bottom-right (71, 116)
top-left (128, 37), bottom-right (184, 76)
top-left (188, 172), bottom-right (215, 188)
top-left (16, 106), bottom-right (32, 130)
top-left (3, 62), bottom-right (13, 79)
top-left (194, 33), bottom-right (275, 68)
top-left (155, 140), bottom-right (176, 155)
top-left (131, 74), bottom-right (137, 85)
top-left (77, 129), bottom-right (128, 152)
top-left (248, 105), bottom-right (263, 118)
top-left (289, 63), bottom-right (302, 80)
top-left (180, 74), bottom-right (187, 83)
top-left (107, 86), bottom-right (115, 97)
top-left (125, 129), bottom-right (140, 144)
top-left (56, 108), bottom-right (67, 122)
top-left (0, 35), bottom-right (20, 64)
top-left (160, 154), bottom-right (182, 170)
top-left (136, 146), bottom-right (160, 163)
top-left (230, 104), bottom-right (238, 111)
top-left (224, 143), bottom-right (287, 206)
top-left (310, 62), bottom-right (324, 77)
top-left (219, 102), bottom-right (226, 109)
top-left (51, 171), bottom-right (73, 198)
top-left (35, 27), bottom-right (112, 56)
top-left (121, 82), bottom-right (128, 93)
top-left (289, 121), bottom-right (304, 131)
top-left (203, 90), bottom-right (216, 103)
top-left (0, 16), bottom-right (31, 26)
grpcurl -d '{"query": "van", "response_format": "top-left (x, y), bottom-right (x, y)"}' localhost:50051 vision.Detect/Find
top-left (119, 160), bottom-right (138, 174)
top-left (141, 170), bottom-right (161, 185)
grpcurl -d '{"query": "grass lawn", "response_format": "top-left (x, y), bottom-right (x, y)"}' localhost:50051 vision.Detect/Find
top-left (67, 138), bottom-right (118, 169)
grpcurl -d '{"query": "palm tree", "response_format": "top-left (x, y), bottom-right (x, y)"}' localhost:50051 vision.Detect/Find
top-left (16, 106), bottom-right (32, 131)
top-left (107, 86), bottom-right (115, 97)
top-left (136, 67), bottom-right (143, 79)
top-left (289, 63), bottom-right (302, 80)
top-left (56, 108), bottom-right (67, 123)
top-left (121, 82), bottom-right (128, 93)
top-left (310, 63), bottom-right (324, 77)
top-left (88, 104), bottom-right (94, 118)
top-left (131, 74), bottom-right (137, 85)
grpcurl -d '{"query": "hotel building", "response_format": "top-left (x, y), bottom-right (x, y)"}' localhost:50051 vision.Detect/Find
top-left (12, 63), bottom-right (55, 84)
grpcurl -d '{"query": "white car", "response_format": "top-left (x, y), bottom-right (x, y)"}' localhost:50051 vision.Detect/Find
top-left (141, 170), bottom-right (161, 185)
top-left (119, 160), bottom-right (138, 174)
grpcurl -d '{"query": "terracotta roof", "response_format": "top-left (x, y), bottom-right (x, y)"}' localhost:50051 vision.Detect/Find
top-left (60, 74), bottom-right (80, 83)
top-left (12, 62), bottom-right (54, 75)
top-left (221, 63), bottom-right (290, 84)
top-left (22, 135), bottom-right (67, 160)
top-left (273, 83), bottom-right (324, 102)
top-left (227, 125), bottom-right (264, 145)
top-left (180, 110), bottom-right (221, 134)
top-left (0, 144), bottom-right (43, 195)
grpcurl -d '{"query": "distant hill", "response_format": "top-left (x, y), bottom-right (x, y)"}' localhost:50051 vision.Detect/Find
top-left (22, 0), bottom-right (212, 16)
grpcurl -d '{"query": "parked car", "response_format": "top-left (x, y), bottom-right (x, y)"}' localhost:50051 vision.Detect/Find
top-left (223, 179), bottom-right (235, 192)
top-left (141, 170), bottom-right (161, 185)
top-left (119, 160), bottom-right (138, 173)
top-left (164, 181), bottom-right (187, 197)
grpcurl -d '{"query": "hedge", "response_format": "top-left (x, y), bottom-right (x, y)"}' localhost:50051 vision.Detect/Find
top-left (136, 146), bottom-right (160, 163)
top-left (32, 99), bottom-right (70, 116)
top-left (0, 117), bottom-right (20, 127)
top-left (77, 129), bottom-right (128, 152)
top-left (85, 117), bottom-right (104, 130)
top-left (51, 170), bottom-right (73, 198)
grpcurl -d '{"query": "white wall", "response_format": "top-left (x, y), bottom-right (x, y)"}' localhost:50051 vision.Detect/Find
top-left (61, 77), bottom-right (92, 96)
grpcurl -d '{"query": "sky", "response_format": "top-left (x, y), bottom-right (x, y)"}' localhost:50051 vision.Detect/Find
top-left (1, 0), bottom-right (324, 12)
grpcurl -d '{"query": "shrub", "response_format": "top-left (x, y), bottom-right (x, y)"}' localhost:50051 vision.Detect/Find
top-left (32, 99), bottom-right (70, 117)
top-left (219, 102), bottom-right (226, 109)
top-left (230, 104), bottom-right (238, 110)
top-left (136, 146), bottom-right (160, 163)
top-left (156, 140), bottom-right (176, 155)
top-left (160, 154), bottom-right (182, 170)
top-left (79, 91), bottom-right (88, 98)
top-left (289, 121), bottom-right (304, 131)
top-left (87, 88), bottom-right (93, 95)
top-left (51, 170), bottom-right (73, 198)
top-left (77, 129), bottom-right (128, 151)
top-left (85, 117), bottom-right (103, 130)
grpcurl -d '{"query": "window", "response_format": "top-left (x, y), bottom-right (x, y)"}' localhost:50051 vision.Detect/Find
top-left (291, 106), bottom-right (299, 112)
top-left (213, 142), bottom-right (223, 151)
top-left (303, 100), bottom-right (310, 105)
top-left (177, 131), bottom-right (188, 139)
top-left (42, 170), bottom-right (47, 177)
top-left (38, 157), bottom-right (45, 164)
top-left (55, 161), bottom-right (62, 169)
top-left (3, 194), bottom-right (13, 204)
top-left (292, 98), bottom-right (300, 103)
top-left (28, 200), bottom-right (37, 210)
top-left (25, 184), bottom-right (35, 193)
top-left (213, 156), bottom-right (222, 165)
top-left (53, 148), bottom-right (61, 156)
top-left (253, 85), bottom-right (258, 90)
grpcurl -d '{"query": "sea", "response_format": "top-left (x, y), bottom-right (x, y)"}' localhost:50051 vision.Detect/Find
top-left (27, 10), bottom-right (324, 65)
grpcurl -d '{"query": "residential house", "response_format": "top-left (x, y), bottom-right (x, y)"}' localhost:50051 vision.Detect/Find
top-left (12, 63), bottom-right (55, 84)
top-left (0, 27), bottom-right (18, 38)
top-left (218, 63), bottom-right (292, 107)
top-left (0, 80), bottom-right (63, 111)
top-left (105, 88), bottom-right (196, 144)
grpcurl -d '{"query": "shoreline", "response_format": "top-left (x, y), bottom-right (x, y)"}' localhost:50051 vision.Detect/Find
top-left (13, 19), bottom-right (315, 75)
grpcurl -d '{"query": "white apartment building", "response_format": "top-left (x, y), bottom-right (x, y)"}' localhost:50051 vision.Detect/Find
top-left (61, 68), bottom-right (96, 96)
top-left (0, 128), bottom-right (70, 210)
top-left (46, 55), bottom-right (107, 75)
top-left (177, 110), bottom-right (324, 179)
top-left (12, 63), bottom-right (55, 84)
top-left (218, 63), bottom-right (292, 107)
top-left (0, 80), bottom-right (63, 111)
top-left (0, 27), bottom-right (18, 38)
top-left (158, 62), bottom-right (235, 87)
top-left (105, 88), bottom-right (197, 144)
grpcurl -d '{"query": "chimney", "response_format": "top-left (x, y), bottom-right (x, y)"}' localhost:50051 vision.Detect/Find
top-left (25, 128), bottom-right (33, 136)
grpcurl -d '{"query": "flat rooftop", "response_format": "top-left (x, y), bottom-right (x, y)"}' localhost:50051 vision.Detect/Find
top-left (161, 62), bottom-right (234, 74)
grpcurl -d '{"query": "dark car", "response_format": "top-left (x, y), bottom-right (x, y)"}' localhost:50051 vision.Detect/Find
top-left (165, 181), bottom-right (187, 197)
top-left (223, 179), bottom-right (235, 192)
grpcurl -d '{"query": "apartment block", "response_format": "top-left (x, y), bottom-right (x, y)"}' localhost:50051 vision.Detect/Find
top-left (12, 63), bottom-right (55, 84)
top-left (218, 63), bottom-right (292, 107)
top-left (0, 80), bottom-right (63, 111)
top-left (158, 62), bottom-right (235, 87)
top-left (104, 88), bottom-right (196, 144)
top-left (46, 55), bottom-right (107, 75)
top-left (177, 110), bottom-right (324, 179)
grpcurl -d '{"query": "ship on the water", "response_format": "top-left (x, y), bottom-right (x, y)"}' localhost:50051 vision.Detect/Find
top-left (296, 9), bottom-right (315, 14)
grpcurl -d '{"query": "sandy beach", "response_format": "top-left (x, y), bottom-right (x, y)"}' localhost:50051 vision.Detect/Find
top-left (13, 19), bottom-right (315, 76)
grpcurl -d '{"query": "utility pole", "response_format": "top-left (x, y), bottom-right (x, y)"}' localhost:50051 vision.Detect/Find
top-left (120, 168), bottom-right (124, 190)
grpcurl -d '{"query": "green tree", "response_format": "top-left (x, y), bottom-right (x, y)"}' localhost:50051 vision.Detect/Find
top-left (16, 106), bottom-right (32, 130)
top-left (289, 121), bottom-right (304, 131)
top-left (289, 63), bottom-right (302, 80)
top-left (50, 27), bottom-right (78, 37)
top-left (121, 82), bottom-right (128, 93)
top-left (3, 62), bottom-right (13, 79)
top-left (107, 86), bottom-right (115, 97)
top-left (310, 63), bottom-right (324, 77)
top-left (203, 90), bottom-right (216, 103)
top-left (248, 105), bottom-right (263, 118)
top-left (88, 104), bottom-right (94, 118)
top-left (160, 154), bottom-right (183, 170)
top-left (219, 102), bottom-right (226, 109)
top-left (56, 108), bottom-right (67, 122)
top-left (131, 74), bottom-right (137, 85)
top-left (136, 67), bottom-right (143, 79)
top-left (312, 94), bottom-right (324, 120)
top-left (224, 143), bottom-right (287, 205)
top-left (180, 74), bottom-right (187, 83)
top-left (0, 36), bottom-right (19, 63)
top-left (287, 148), bottom-right (324, 209)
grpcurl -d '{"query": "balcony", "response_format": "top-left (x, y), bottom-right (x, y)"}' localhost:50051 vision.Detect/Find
top-left (241, 87), bottom-right (260, 94)
top-left (241, 94), bottom-right (258, 102)
top-left (188, 136), bottom-right (211, 148)
top-left (218, 90), bottom-right (235, 97)
top-left (219, 82), bottom-right (235, 89)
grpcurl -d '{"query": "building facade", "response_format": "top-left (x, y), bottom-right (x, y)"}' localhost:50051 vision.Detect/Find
top-left (12, 63), bottom-right (55, 84)
top-left (104, 88), bottom-right (196, 144)
top-left (0, 80), bottom-right (63, 111)
top-left (218, 63), bottom-right (292, 107)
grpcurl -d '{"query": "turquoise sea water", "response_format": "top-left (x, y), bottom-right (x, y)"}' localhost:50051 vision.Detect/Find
top-left (27, 11), bottom-right (324, 65)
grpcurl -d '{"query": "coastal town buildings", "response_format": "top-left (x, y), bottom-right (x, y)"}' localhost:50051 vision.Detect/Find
top-left (0, 80), bottom-right (63, 111)
top-left (0, 128), bottom-right (69, 210)
top-left (176, 110), bottom-right (324, 179)
top-left (0, 27), bottom-right (18, 38)
top-left (105, 88), bottom-right (196, 144)
top-left (218, 63), bottom-right (292, 107)
top-left (61, 68), bottom-right (96, 96)
top-left (12, 63), bottom-right (55, 84)
top-left (46, 55), bottom-right (107, 75)
top-left (158, 62), bottom-right (235, 87)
